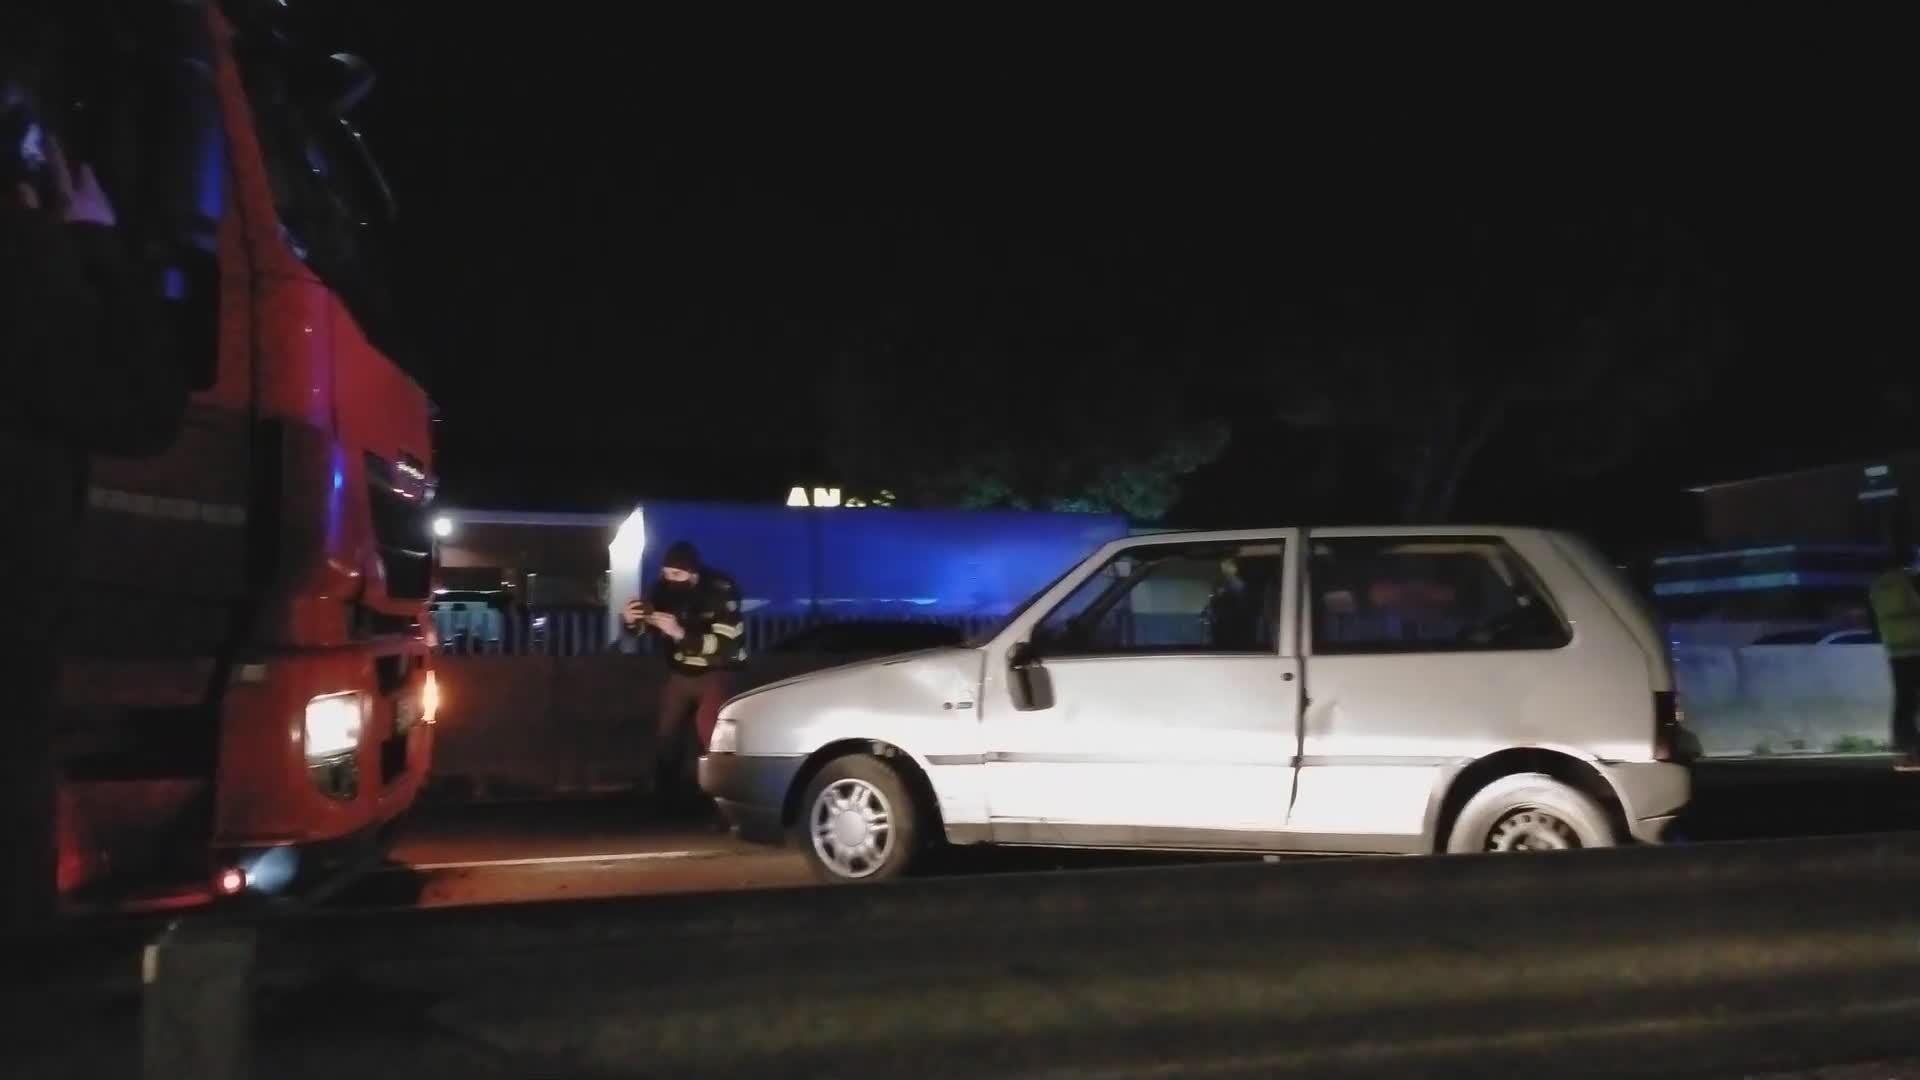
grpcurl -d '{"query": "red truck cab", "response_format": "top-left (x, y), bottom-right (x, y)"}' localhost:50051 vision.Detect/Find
top-left (56, 0), bottom-right (437, 912)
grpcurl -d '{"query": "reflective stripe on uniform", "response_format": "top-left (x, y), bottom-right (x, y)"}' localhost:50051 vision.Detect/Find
top-left (711, 622), bottom-right (743, 639)
top-left (1870, 570), bottom-right (1920, 657)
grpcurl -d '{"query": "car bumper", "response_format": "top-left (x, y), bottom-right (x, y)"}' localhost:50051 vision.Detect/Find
top-left (698, 752), bottom-right (804, 846)
top-left (1598, 760), bottom-right (1692, 844)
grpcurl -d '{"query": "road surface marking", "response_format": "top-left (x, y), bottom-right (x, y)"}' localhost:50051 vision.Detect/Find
top-left (406, 850), bottom-right (723, 871)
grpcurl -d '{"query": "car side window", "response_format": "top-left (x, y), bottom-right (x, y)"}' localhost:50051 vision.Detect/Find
top-left (1310, 537), bottom-right (1570, 654)
top-left (1033, 542), bottom-right (1285, 657)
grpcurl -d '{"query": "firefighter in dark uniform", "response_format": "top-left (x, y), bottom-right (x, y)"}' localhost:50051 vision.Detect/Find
top-left (1867, 526), bottom-right (1920, 772)
top-left (1205, 556), bottom-right (1262, 651)
top-left (621, 541), bottom-right (747, 811)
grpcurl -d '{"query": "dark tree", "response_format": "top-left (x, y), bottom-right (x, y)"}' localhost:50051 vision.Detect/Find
top-left (1269, 207), bottom-right (1731, 522)
top-left (819, 347), bottom-right (1229, 522)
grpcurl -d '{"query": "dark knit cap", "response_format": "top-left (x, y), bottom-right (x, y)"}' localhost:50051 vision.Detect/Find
top-left (661, 540), bottom-right (700, 572)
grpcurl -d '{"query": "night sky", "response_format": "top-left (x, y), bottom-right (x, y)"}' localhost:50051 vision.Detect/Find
top-left (299, 6), bottom-right (1910, 549)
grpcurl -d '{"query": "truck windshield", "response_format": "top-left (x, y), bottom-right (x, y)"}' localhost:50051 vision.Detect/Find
top-left (230, 26), bottom-right (405, 362)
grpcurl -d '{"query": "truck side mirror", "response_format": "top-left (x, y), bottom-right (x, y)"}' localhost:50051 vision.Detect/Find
top-left (324, 53), bottom-right (377, 116)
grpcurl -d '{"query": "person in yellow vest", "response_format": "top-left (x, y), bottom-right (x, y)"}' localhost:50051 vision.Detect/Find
top-left (1866, 533), bottom-right (1920, 771)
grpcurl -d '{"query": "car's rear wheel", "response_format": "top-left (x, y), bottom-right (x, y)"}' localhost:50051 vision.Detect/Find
top-left (1445, 773), bottom-right (1615, 854)
top-left (796, 755), bottom-right (920, 883)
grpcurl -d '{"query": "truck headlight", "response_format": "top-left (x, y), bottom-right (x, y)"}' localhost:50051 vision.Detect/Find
top-left (305, 691), bottom-right (367, 761)
top-left (707, 718), bottom-right (738, 754)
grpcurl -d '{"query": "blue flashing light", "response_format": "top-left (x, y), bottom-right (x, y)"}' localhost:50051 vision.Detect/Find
top-left (1653, 570), bottom-right (1882, 596)
top-left (1654, 572), bottom-right (1801, 596)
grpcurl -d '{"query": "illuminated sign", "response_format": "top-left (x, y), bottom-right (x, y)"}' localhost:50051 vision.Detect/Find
top-left (785, 487), bottom-right (894, 508)
top-left (787, 486), bottom-right (843, 508)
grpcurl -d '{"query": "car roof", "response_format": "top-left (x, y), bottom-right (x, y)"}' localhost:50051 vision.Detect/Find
top-left (1109, 525), bottom-right (1556, 546)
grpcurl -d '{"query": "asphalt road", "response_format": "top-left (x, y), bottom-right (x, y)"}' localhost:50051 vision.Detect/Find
top-left (334, 807), bottom-right (814, 908)
top-left (334, 803), bottom-right (1280, 910)
top-left (330, 754), bottom-right (1920, 911)
top-left (19, 828), bottom-right (1920, 1079)
top-left (12, 756), bottom-right (1920, 1079)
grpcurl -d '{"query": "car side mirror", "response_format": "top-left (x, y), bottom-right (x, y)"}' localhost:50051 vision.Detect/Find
top-left (1007, 641), bottom-right (1053, 712)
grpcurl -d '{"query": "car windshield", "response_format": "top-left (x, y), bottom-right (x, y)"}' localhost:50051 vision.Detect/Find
top-left (964, 559), bottom-right (1087, 648)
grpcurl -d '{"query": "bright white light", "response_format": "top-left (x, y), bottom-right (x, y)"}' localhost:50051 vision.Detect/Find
top-left (304, 691), bottom-right (366, 760)
top-left (433, 516), bottom-right (454, 538)
top-left (607, 506), bottom-right (649, 644)
top-left (707, 718), bottom-right (738, 754)
top-left (812, 487), bottom-right (841, 508)
top-left (608, 507), bottom-right (647, 563)
top-left (787, 486), bottom-right (810, 507)
top-left (238, 846), bottom-right (299, 895)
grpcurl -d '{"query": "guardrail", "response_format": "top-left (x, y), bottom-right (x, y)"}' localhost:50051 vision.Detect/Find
top-left (1674, 643), bottom-right (1893, 756)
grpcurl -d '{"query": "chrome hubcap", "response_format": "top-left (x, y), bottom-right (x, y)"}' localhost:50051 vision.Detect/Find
top-left (809, 778), bottom-right (894, 878)
top-left (1486, 808), bottom-right (1579, 852)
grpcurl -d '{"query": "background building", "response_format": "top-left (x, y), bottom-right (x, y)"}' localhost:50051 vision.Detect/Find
top-left (1650, 452), bottom-right (1918, 644)
top-left (1692, 452), bottom-right (1919, 547)
top-left (428, 502), bottom-right (1131, 655)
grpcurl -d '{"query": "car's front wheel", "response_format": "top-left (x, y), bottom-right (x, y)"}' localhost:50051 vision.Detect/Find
top-left (795, 755), bottom-right (921, 883)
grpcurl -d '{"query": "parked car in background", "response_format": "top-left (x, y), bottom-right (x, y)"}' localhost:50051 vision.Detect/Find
top-left (702, 526), bottom-right (1697, 883)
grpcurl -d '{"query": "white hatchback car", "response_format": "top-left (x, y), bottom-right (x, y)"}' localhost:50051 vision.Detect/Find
top-left (699, 526), bottom-right (1696, 883)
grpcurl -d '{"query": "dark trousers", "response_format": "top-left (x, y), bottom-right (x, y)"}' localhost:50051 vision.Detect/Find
top-left (1893, 656), bottom-right (1920, 754)
top-left (653, 670), bottom-right (732, 802)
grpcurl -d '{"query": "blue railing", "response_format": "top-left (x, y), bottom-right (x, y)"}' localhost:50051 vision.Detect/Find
top-left (431, 605), bottom-right (1000, 658)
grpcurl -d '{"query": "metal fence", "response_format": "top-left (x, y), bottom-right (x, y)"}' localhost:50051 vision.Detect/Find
top-left (431, 604), bottom-right (1002, 658)
top-left (431, 605), bottom-right (1538, 658)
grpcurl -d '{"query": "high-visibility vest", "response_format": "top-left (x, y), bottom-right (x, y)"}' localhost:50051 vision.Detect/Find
top-left (1869, 569), bottom-right (1920, 658)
